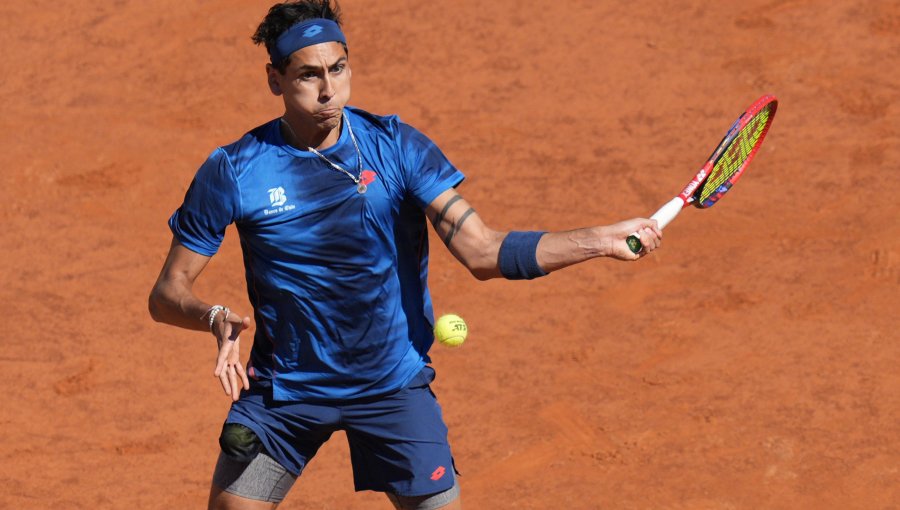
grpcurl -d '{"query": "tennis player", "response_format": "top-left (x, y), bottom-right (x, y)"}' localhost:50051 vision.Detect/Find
top-left (148, 1), bottom-right (661, 508)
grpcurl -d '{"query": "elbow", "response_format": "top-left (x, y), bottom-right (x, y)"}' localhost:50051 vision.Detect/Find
top-left (461, 231), bottom-right (505, 281)
top-left (147, 288), bottom-right (165, 323)
top-left (464, 253), bottom-right (503, 281)
top-left (469, 267), bottom-right (496, 281)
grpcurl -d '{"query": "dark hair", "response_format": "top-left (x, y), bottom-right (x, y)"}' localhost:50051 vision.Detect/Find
top-left (252, 0), bottom-right (345, 72)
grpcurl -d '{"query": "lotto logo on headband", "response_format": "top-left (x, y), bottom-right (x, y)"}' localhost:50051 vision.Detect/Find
top-left (271, 18), bottom-right (348, 64)
top-left (303, 25), bottom-right (323, 38)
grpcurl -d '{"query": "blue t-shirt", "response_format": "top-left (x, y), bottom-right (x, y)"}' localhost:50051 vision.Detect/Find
top-left (169, 106), bottom-right (464, 401)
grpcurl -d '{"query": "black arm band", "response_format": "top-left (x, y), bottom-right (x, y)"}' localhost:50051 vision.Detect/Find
top-left (498, 231), bottom-right (547, 280)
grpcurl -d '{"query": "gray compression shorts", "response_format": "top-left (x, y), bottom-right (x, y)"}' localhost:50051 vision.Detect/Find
top-left (212, 451), bottom-right (460, 509)
top-left (212, 451), bottom-right (296, 503)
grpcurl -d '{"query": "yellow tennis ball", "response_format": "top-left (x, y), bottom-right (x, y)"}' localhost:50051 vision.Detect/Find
top-left (434, 314), bottom-right (468, 347)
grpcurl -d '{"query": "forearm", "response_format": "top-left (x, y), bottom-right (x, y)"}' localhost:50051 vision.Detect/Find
top-left (497, 217), bottom-right (660, 278)
top-left (535, 226), bottom-right (612, 273)
top-left (148, 279), bottom-right (216, 332)
top-left (148, 239), bottom-right (251, 401)
top-left (426, 189), bottom-right (661, 281)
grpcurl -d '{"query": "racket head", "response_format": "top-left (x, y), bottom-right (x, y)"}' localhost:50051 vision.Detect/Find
top-left (692, 95), bottom-right (778, 208)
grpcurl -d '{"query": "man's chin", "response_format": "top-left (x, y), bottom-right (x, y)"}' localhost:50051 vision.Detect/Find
top-left (317, 116), bottom-right (341, 131)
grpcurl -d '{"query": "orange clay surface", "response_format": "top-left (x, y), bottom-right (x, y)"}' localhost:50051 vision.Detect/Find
top-left (2, 1), bottom-right (898, 508)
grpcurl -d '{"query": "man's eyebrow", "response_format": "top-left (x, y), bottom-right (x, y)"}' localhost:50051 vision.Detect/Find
top-left (295, 56), bottom-right (348, 72)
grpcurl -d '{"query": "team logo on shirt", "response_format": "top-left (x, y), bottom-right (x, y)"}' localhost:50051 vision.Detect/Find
top-left (264, 186), bottom-right (295, 215)
top-left (268, 187), bottom-right (287, 206)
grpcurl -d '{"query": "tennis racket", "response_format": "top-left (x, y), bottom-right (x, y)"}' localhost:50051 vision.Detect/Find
top-left (627, 94), bottom-right (778, 253)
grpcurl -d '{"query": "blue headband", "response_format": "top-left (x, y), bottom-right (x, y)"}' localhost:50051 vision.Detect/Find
top-left (270, 18), bottom-right (347, 65)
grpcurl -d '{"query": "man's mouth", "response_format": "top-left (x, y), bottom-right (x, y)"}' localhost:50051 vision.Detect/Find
top-left (315, 108), bottom-right (340, 118)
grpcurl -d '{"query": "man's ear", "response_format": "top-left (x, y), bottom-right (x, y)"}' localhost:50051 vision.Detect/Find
top-left (266, 63), bottom-right (283, 96)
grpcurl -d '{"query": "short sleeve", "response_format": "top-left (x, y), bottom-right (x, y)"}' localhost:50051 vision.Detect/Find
top-left (398, 123), bottom-right (465, 208)
top-left (168, 148), bottom-right (241, 256)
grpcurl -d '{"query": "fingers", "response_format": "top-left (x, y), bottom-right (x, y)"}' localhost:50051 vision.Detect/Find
top-left (226, 314), bottom-right (251, 342)
top-left (217, 364), bottom-right (241, 401)
top-left (214, 339), bottom-right (231, 378)
top-left (228, 363), bottom-right (240, 401)
top-left (235, 361), bottom-right (251, 391)
top-left (212, 310), bottom-right (252, 400)
top-left (629, 218), bottom-right (661, 256)
top-left (645, 219), bottom-right (662, 239)
top-left (215, 341), bottom-right (247, 400)
top-left (218, 362), bottom-right (233, 397)
top-left (638, 225), bottom-right (662, 253)
top-left (214, 312), bottom-right (252, 372)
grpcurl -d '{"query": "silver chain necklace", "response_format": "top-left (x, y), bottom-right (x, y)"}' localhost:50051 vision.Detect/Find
top-left (281, 114), bottom-right (368, 194)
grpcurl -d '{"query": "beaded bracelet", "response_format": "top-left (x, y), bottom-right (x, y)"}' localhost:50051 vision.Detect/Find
top-left (206, 305), bottom-right (230, 332)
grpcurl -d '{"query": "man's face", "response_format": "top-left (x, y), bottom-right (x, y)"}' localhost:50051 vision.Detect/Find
top-left (267, 41), bottom-right (351, 133)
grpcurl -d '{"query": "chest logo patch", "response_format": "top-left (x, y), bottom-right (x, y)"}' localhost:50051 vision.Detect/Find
top-left (268, 187), bottom-right (287, 207)
top-left (264, 186), bottom-right (295, 216)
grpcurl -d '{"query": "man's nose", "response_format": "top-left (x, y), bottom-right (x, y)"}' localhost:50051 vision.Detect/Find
top-left (320, 74), bottom-right (335, 102)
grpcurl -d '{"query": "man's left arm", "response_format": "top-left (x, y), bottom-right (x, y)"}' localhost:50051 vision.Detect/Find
top-left (425, 188), bottom-right (662, 280)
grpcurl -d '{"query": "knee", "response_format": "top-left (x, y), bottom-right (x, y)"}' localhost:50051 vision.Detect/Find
top-left (218, 423), bottom-right (262, 463)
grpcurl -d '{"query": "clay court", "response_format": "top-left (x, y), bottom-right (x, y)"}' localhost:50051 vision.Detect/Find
top-left (2, 0), bottom-right (898, 508)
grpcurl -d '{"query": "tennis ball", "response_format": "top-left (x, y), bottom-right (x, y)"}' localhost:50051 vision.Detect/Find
top-left (434, 314), bottom-right (468, 347)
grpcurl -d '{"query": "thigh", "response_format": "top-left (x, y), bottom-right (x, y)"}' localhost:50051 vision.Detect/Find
top-left (343, 366), bottom-right (457, 498)
top-left (210, 451), bottom-right (297, 507)
top-left (226, 385), bottom-right (340, 476)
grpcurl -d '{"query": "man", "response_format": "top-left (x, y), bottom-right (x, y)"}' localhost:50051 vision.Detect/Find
top-left (148, 1), bottom-right (662, 509)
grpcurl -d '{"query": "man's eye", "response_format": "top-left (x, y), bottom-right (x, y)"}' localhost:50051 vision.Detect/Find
top-left (331, 64), bottom-right (345, 74)
top-left (300, 72), bottom-right (317, 80)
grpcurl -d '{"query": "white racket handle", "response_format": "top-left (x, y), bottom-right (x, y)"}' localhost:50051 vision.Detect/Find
top-left (650, 197), bottom-right (685, 229)
top-left (625, 197), bottom-right (685, 253)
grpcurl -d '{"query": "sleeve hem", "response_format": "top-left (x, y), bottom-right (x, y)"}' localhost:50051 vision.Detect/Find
top-left (169, 227), bottom-right (218, 257)
top-left (417, 173), bottom-right (465, 209)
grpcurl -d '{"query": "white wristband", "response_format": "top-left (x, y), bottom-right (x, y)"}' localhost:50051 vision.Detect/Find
top-left (206, 305), bottom-right (229, 332)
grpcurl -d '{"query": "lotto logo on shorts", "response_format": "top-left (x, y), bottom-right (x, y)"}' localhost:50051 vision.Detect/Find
top-left (430, 466), bottom-right (446, 481)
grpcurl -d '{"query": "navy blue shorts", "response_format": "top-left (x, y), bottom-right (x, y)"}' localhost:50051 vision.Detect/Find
top-left (224, 366), bottom-right (456, 497)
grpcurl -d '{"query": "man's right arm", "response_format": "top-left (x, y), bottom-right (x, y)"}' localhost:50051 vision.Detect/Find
top-left (149, 237), bottom-right (216, 330)
top-left (148, 236), bottom-right (250, 400)
top-left (424, 189), bottom-right (662, 281)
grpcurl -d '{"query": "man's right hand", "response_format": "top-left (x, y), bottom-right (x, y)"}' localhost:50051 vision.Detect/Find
top-left (148, 238), bottom-right (253, 401)
top-left (212, 311), bottom-right (252, 401)
top-left (601, 217), bottom-right (662, 261)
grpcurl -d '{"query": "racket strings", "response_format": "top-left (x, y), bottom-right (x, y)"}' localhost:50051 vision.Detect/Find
top-left (698, 106), bottom-right (773, 202)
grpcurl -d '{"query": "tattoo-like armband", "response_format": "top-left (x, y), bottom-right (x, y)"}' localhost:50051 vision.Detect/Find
top-left (498, 231), bottom-right (547, 280)
top-left (443, 207), bottom-right (475, 245)
top-left (431, 195), bottom-right (462, 229)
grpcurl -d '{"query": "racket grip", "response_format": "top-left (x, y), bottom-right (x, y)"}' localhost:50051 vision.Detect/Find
top-left (626, 197), bottom-right (686, 254)
top-left (625, 234), bottom-right (644, 254)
